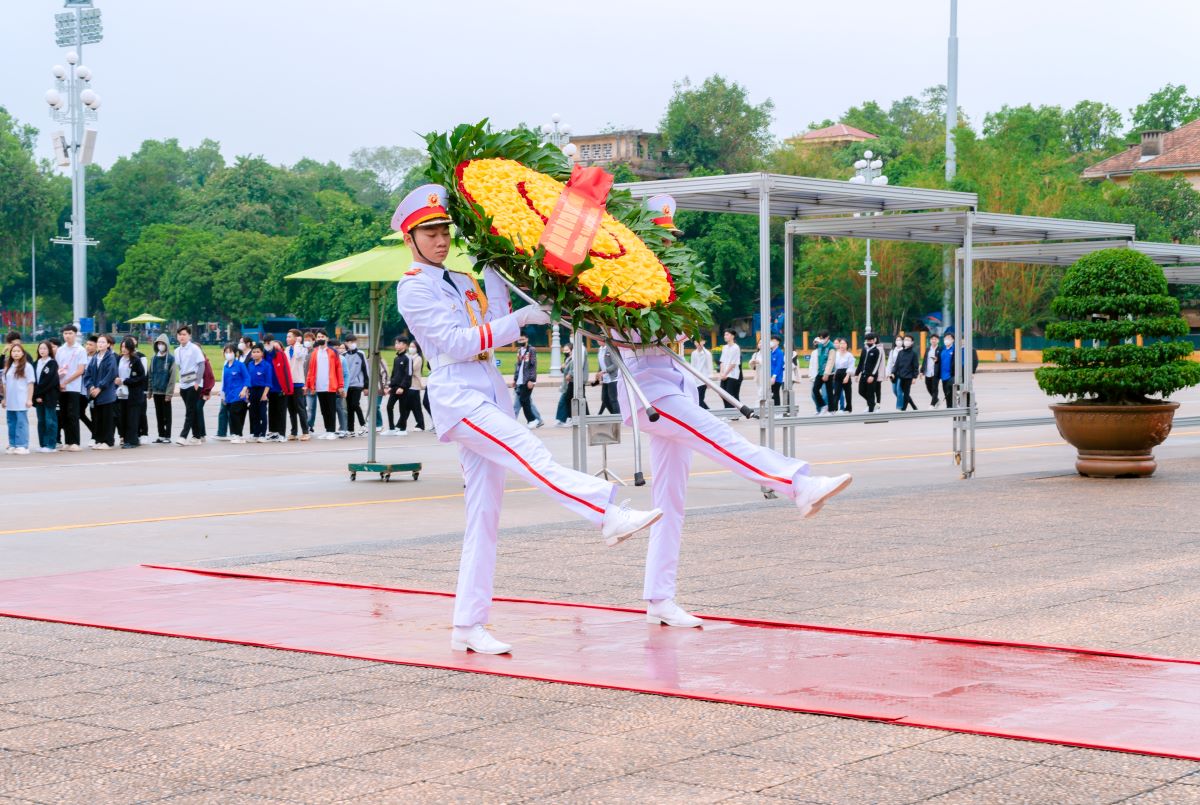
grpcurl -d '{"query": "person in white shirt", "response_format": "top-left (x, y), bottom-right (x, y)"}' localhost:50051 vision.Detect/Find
top-left (4, 343), bottom-right (35, 454)
top-left (689, 338), bottom-right (713, 409)
top-left (717, 329), bottom-right (742, 412)
top-left (56, 325), bottom-right (87, 451)
top-left (831, 338), bottom-right (857, 413)
top-left (173, 325), bottom-right (206, 444)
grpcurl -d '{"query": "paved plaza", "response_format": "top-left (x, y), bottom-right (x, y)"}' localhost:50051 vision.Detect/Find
top-left (1, 373), bottom-right (1199, 803)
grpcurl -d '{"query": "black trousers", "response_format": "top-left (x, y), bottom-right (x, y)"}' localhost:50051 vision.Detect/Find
top-left (719, 377), bottom-right (742, 409)
top-left (60, 391), bottom-right (82, 445)
top-left (119, 394), bottom-right (143, 445)
top-left (401, 389), bottom-right (424, 430)
top-left (248, 390), bottom-right (268, 438)
top-left (598, 381), bottom-right (621, 414)
top-left (899, 377), bottom-right (918, 410)
top-left (697, 384), bottom-right (708, 409)
top-left (387, 389), bottom-right (403, 429)
top-left (79, 396), bottom-right (93, 435)
top-left (152, 393), bottom-right (172, 438)
top-left (227, 400), bottom-right (247, 436)
top-left (267, 391), bottom-right (286, 435)
top-left (810, 377), bottom-right (826, 412)
top-left (179, 387), bottom-right (200, 438)
top-left (834, 370), bottom-right (852, 413)
top-left (346, 387), bottom-right (366, 429)
top-left (925, 375), bottom-right (940, 405)
top-left (771, 381), bottom-right (782, 407)
top-left (858, 379), bottom-right (882, 412)
top-left (516, 384), bottom-right (538, 423)
top-left (93, 401), bottom-right (116, 446)
top-left (287, 386), bottom-right (309, 435)
top-left (316, 391), bottom-right (338, 433)
top-left (942, 379), bottom-right (955, 408)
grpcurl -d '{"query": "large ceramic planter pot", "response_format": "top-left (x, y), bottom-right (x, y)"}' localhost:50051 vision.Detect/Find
top-left (1049, 401), bottom-right (1180, 478)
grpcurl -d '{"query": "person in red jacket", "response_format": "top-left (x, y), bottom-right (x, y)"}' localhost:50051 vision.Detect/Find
top-left (262, 334), bottom-right (294, 443)
top-left (305, 335), bottom-right (344, 439)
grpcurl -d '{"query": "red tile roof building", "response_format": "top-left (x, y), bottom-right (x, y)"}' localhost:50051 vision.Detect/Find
top-left (1082, 120), bottom-right (1200, 190)
top-left (788, 123), bottom-right (879, 146)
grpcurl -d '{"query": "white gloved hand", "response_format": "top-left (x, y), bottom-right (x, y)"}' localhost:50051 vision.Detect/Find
top-left (515, 305), bottom-right (552, 327)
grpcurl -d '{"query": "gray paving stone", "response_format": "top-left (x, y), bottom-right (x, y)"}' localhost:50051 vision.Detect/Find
top-left (9, 769), bottom-right (203, 805)
top-left (228, 764), bottom-right (410, 802)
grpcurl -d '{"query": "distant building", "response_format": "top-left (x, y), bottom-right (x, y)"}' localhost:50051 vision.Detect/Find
top-left (1082, 120), bottom-right (1200, 190)
top-left (568, 130), bottom-right (683, 179)
top-left (787, 122), bottom-right (879, 147)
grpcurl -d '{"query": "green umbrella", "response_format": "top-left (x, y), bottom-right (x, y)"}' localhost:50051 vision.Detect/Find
top-left (285, 241), bottom-right (473, 464)
top-left (125, 313), bottom-right (166, 324)
top-left (285, 243), bottom-right (474, 284)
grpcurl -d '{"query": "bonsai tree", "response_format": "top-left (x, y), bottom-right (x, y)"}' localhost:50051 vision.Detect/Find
top-left (1036, 248), bottom-right (1200, 404)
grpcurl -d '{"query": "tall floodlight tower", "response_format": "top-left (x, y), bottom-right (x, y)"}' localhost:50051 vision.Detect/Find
top-left (46, 0), bottom-right (103, 327)
top-left (942, 0), bottom-right (958, 334)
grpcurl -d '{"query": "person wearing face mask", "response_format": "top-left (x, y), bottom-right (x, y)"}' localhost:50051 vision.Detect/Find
top-left (387, 337), bottom-right (411, 435)
top-left (300, 331), bottom-right (319, 432)
top-left (305, 334), bottom-right (344, 438)
top-left (403, 341), bottom-right (426, 433)
top-left (922, 331), bottom-right (943, 408)
top-left (891, 335), bottom-right (919, 411)
top-left (285, 329), bottom-right (311, 441)
top-left (555, 341), bottom-right (584, 427)
top-left (220, 343), bottom-right (250, 444)
top-left (262, 335), bottom-right (294, 442)
top-left (148, 333), bottom-right (178, 444)
top-left (884, 335), bottom-right (902, 407)
top-left (342, 335), bottom-right (369, 435)
top-left (811, 330), bottom-right (834, 415)
top-left (512, 333), bottom-right (542, 429)
top-left (854, 333), bottom-right (884, 413)
top-left (938, 331), bottom-right (978, 407)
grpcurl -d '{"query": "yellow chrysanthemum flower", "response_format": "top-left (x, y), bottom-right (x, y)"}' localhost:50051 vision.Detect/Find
top-left (457, 158), bottom-right (675, 308)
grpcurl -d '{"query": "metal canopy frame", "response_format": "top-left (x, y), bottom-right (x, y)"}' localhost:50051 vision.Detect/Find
top-left (599, 172), bottom-right (1151, 480)
top-left (967, 239), bottom-right (1200, 270)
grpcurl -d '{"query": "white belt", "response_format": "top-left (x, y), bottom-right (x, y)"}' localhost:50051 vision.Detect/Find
top-left (430, 350), bottom-right (493, 372)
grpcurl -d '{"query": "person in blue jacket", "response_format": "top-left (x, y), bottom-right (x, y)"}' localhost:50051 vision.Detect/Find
top-left (769, 334), bottom-right (785, 406)
top-left (220, 343), bottom-right (251, 444)
top-left (85, 333), bottom-right (119, 449)
top-left (245, 344), bottom-right (273, 441)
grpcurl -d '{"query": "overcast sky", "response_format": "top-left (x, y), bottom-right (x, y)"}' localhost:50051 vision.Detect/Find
top-left (2, 0), bottom-right (1198, 172)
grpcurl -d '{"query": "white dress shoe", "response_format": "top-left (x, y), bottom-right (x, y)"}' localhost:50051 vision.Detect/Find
top-left (450, 625), bottom-right (512, 654)
top-left (601, 499), bottom-right (663, 547)
top-left (646, 599), bottom-right (703, 628)
top-left (794, 473), bottom-right (853, 518)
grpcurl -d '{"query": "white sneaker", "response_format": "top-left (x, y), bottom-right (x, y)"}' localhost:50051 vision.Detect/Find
top-left (187, 437), bottom-right (203, 446)
top-left (450, 625), bottom-right (512, 654)
top-left (212, 435), bottom-right (230, 441)
top-left (91, 443), bottom-right (111, 450)
top-left (646, 599), bottom-right (703, 628)
top-left (37, 447), bottom-right (55, 453)
top-left (4, 447), bottom-right (13, 455)
top-left (554, 420), bottom-right (567, 428)
top-left (230, 437), bottom-right (245, 444)
top-left (14, 447), bottom-right (29, 455)
top-left (527, 420), bottom-right (544, 430)
top-left (397, 430), bottom-right (408, 437)
top-left (601, 500), bottom-right (663, 547)
top-left (67, 444), bottom-right (82, 452)
top-left (794, 473), bottom-right (853, 519)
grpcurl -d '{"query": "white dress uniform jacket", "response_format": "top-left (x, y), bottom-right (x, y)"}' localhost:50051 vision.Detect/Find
top-left (396, 261), bottom-right (519, 439)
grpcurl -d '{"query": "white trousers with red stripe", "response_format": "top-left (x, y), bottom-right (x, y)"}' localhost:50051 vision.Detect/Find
top-left (446, 402), bottom-right (615, 627)
top-left (636, 394), bottom-right (809, 602)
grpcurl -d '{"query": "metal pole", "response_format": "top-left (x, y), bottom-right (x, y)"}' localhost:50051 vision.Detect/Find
top-left (572, 328), bottom-right (587, 471)
top-left (864, 238), bottom-right (873, 334)
top-left (942, 0), bottom-right (958, 337)
top-left (782, 230), bottom-right (795, 457)
top-left (366, 283), bottom-right (380, 463)
top-left (758, 175), bottom-right (773, 451)
top-left (31, 236), bottom-right (36, 337)
top-left (73, 8), bottom-right (88, 326)
top-left (963, 213), bottom-right (976, 478)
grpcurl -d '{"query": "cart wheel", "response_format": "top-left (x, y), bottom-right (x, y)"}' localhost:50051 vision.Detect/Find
top-left (383, 473), bottom-right (391, 482)
top-left (412, 471), bottom-right (420, 480)
top-left (350, 472), bottom-right (357, 481)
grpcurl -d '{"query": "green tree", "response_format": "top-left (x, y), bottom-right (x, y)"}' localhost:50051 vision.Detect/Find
top-left (661, 75), bottom-right (774, 173)
top-left (1064, 100), bottom-right (1123, 153)
top-left (349, 145), bottom-right (424, 195)
top-left (0, 107), bottom-right (57, 302)
top-left (104, 225), bottom-right (217, 322)
top-left (1129, 84), bottom-right (1200, 133)
top-left (210, 231), bottom-right (292, 326)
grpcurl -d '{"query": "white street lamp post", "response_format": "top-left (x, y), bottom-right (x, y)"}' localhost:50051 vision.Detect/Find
top-left (46, 0), bottom-right (103, 328)
top-left (849, 151), bottom-right (888, 334)
top-left (540, 113), bottom-right (576, 378)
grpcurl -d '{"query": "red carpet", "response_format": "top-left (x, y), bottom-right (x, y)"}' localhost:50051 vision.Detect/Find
top-left (1, 565), bottom-right (1198, 761)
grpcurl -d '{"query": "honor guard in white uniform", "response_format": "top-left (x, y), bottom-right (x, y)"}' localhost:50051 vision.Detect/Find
top-left (617, 195), bottom-right (853, 629)
top-left (393, 184), bottom-right (663, 654)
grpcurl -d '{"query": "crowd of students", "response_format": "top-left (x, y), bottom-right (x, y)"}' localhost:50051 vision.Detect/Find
top-left (0, 325), bottom-right (440, 454)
